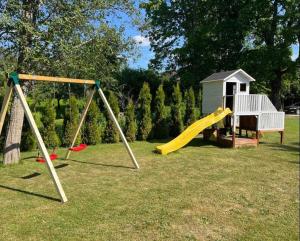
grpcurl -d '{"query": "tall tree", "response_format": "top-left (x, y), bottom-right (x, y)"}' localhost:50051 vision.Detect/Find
top-left (170, 83), bottom-right (184, 137)
top-left (184, 87), bottom-right (196, 126)
top-left (125, 99), bottom-right (137, 142)
top-left (0, 0), bottom-right (136, 164)
top-left (240, 0), bottom-right (299, 109)
top-left (137, 82), bottom-right (152, 140)
top-left (105, 91), bottom-right (120, 143)
top-left (153, 84), bottom-right (169, 139)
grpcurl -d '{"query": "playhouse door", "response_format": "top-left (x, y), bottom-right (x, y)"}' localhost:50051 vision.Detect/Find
top-left (225, 82), bottom-right (236, 110)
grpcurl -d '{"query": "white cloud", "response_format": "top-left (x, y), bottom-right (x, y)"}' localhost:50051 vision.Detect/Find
top-left (133, 35), bottom-right (151, 47)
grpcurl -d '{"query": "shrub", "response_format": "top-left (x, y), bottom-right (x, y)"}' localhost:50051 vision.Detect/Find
top-left (125, 99), bottom-right (137, 142)
top-left (137, 82), bottom-right (152, 140)
top-left (170, 83), bottom-right (184, 137)
top-left (184, 87), bottom-right (197, 126)
top-left (42, 100), bottom-right (61, 148)
top-left (84, 100), bottom-right (101, 145)
top-left (63, 96), bottom-right (81, 146)
top-left (104, 91), bottom-right (120, 143)
top-left (153, 84), bottom-right (169, 139)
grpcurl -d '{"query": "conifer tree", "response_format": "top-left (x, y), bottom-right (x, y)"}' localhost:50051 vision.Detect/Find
top-left (63, 96), bottom-right (81, 146)
top-left (184, 87), bottom-right (197, 126)
top-left (104, 91), bottom-right (120, 143)
top-left (153, 84), bottom-right (169, 139)
top-left (138, 82), bottom-right (152, 140)
top-left (170, 83), bottom-right (184, 137)
top-left (42, 100), bottom-right (60, 148)
top-left (125, 99), bottom-right (137, 142)
top-left (84, 100), bottom-right (101, 145)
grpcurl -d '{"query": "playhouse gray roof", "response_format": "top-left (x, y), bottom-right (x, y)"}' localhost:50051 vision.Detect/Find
top-left (201, 69), bottom-right (255, 83)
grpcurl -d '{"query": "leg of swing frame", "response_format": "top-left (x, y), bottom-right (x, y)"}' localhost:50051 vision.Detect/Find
top-left (14, 84), bottom-right (67, 203)
top-left (97, 87), bottom-right (140, 169)
top-left (65, 88), bottom-right (95, 159)
top-left (0, 85), bottom-right (13, 136)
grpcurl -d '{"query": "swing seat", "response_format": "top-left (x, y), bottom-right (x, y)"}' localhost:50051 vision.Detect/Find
top-left (36, 154), bottom-right (58, 163)
top-left (69, 144), bottom-right (87, 152)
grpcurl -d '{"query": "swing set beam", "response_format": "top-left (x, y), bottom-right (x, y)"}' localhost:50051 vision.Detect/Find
top-left (0, 72), bottom-right (140, 204)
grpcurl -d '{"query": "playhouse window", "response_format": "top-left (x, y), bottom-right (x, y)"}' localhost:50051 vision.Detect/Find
top-left (240, 83), bottom-right (247, 92)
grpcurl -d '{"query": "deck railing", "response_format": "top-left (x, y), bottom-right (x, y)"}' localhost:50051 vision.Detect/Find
top-left (234, 94), bottom-right (277, 114)
top-left (258, 112), bottom-right (285, 130)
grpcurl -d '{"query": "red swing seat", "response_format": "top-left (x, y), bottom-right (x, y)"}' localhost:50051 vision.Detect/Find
top-left (69, 144), bottom-right (87, 152)
top-left (36, 153), bottom-right (58, 163)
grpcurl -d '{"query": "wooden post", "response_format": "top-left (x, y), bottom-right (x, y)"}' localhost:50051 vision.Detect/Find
top-left (232, 115), bottom-right (236, 148)
top-left (97, 88), bottom-right (140, 169)
top-left (14, 84), bottom-right (67, 203)
top-left (280, 131), bottom-right (284, 144)
top-left (256, 131), bottom-right (259, 146)
top-left (0, 85), bottom-right (13, 136)
top-left (65, 88), bottom-right (95, 159)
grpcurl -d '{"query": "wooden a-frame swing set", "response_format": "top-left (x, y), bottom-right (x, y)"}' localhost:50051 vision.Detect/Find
top-left (0, 72), bottom-right (140, 203)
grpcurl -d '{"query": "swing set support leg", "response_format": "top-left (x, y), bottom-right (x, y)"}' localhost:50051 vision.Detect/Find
top-left (97, 87), bottom-right (140, 169)
top-left (65, 88), bottom-right (95, 160)
top-left (13, 83), bottom-right (68, 203)
top-left (0, 84), bottom-right (13, 136)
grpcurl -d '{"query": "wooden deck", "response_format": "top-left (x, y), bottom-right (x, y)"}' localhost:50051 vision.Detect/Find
top-left (218, 136), bottom-right (258, 148)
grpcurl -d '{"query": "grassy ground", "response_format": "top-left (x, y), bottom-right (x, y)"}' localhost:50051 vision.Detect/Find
top-left (0, 117), bottom-right (298, 241)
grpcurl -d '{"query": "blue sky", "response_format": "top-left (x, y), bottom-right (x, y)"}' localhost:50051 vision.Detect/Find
top-left (111, 7), bottom-right (299, 70)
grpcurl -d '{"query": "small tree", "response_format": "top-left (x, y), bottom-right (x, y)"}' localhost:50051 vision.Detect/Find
top-left (125, 99), bottom-right (137, 142)
top-left (153, 84), bottom-right (169, 139)
top-left (138, 82), bottom-right (152, 140)
top-left (170, 83), bottom-right (184, 137)
top-left (104, 91), bottom-right (120, 143)
top-left (63, 96), bottom-right (81, 146)
top-left (84, 100), bottom-right (101, 145)
top-left (184, 87), bottom-right (197, 126)
top-left (42, 100), bottom-right (61, 148)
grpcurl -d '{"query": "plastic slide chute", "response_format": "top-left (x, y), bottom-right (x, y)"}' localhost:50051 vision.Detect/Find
top-left (156, 107), bottom-right (232, 155)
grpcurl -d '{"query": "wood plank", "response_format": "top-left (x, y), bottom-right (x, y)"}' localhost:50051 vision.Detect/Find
top-left (97, 88), bottom-right (140, 169)
top-left (65, 88), bottom-right (95, 159)
top-left (18, 74), bottom-right (95, 85)
top-left (0, 85), bottom-right (13, 136)
top-left (14, 84), bottom-right (68, 203)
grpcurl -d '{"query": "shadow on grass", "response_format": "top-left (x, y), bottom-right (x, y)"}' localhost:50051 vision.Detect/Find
top-left (66, 159), bottom-right (134, 170)
top-left (0, 184), bottom-right (61, 202)
top-left (268, 143), bottom-right (299, 154)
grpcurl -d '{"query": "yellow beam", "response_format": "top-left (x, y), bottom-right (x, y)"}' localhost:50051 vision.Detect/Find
top-left (18, 74), bottom-right (96, 85)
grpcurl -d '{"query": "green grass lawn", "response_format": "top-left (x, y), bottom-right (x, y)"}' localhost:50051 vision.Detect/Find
top-left (0, 117), bottom-right (299, 241)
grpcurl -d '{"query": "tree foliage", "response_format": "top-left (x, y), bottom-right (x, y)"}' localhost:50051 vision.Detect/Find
top-left (42, 100), bottom-right (60, 148)
top-left (84, 99), bottom-right (102, 145)
top-left (125, 99), bottom-right (137, 142)
top-left (105, 91), bottom-right (120, 143)
top-left (137, 82), bottom-right (152, 140)
top-left (63, 96), bottom-right (81, 146)
top-left (184, 87), bottom-right (196, 126)
top-left (170, 83), bottom-right (184, 137)
top-left (153, 84), bottom-right (169, 139)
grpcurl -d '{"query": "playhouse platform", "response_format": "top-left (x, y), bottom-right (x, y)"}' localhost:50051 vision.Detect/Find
top-left (218, 135), bottom-right (258, 148)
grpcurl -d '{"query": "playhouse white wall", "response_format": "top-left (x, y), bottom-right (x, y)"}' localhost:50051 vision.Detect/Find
top-left (224, 72), bottom-right (250, 95)
top-left (202, 81), bottom-right (224, 114)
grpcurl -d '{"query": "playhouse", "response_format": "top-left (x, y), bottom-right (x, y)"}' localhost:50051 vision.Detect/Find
top-left (201, 69), bottom-right (285, 148)
top-left (156, 69), bottom-right (285, 154)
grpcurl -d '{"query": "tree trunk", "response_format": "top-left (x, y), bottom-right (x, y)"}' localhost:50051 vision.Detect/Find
top-left (270, 71), bottom-right (283, 110)
top-left (3, 94), bottom-right (25, 164)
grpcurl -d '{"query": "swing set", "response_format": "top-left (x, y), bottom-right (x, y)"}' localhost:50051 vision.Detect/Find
top-left (0, 72), bottom-right (140, 203)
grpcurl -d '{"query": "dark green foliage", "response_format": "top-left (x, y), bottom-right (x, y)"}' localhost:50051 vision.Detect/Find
top-left (153, 84), bottom-right (169, 139)
top-left (170, 83), bottom-right (184, 137)
top-left (104, 91), bottom-right (120, 143)
top-left (198, 88), bottom-right (202, 116)
top-left (184, 87), bottom-right (197, 126)
top-left (41, 100), bottom-right (60, 148)
top-left (84, 100), bottom-right (101, 145)
top-left (137, 82), bottom-right (153, 140)
top-left (125, 99), bottom-right (137, 142)
top-left (63, 96), bottom-right (81, 146)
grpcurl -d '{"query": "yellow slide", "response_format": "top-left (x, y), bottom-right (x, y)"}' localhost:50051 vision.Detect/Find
top-left (156, 107), bottom-right (232, 155)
